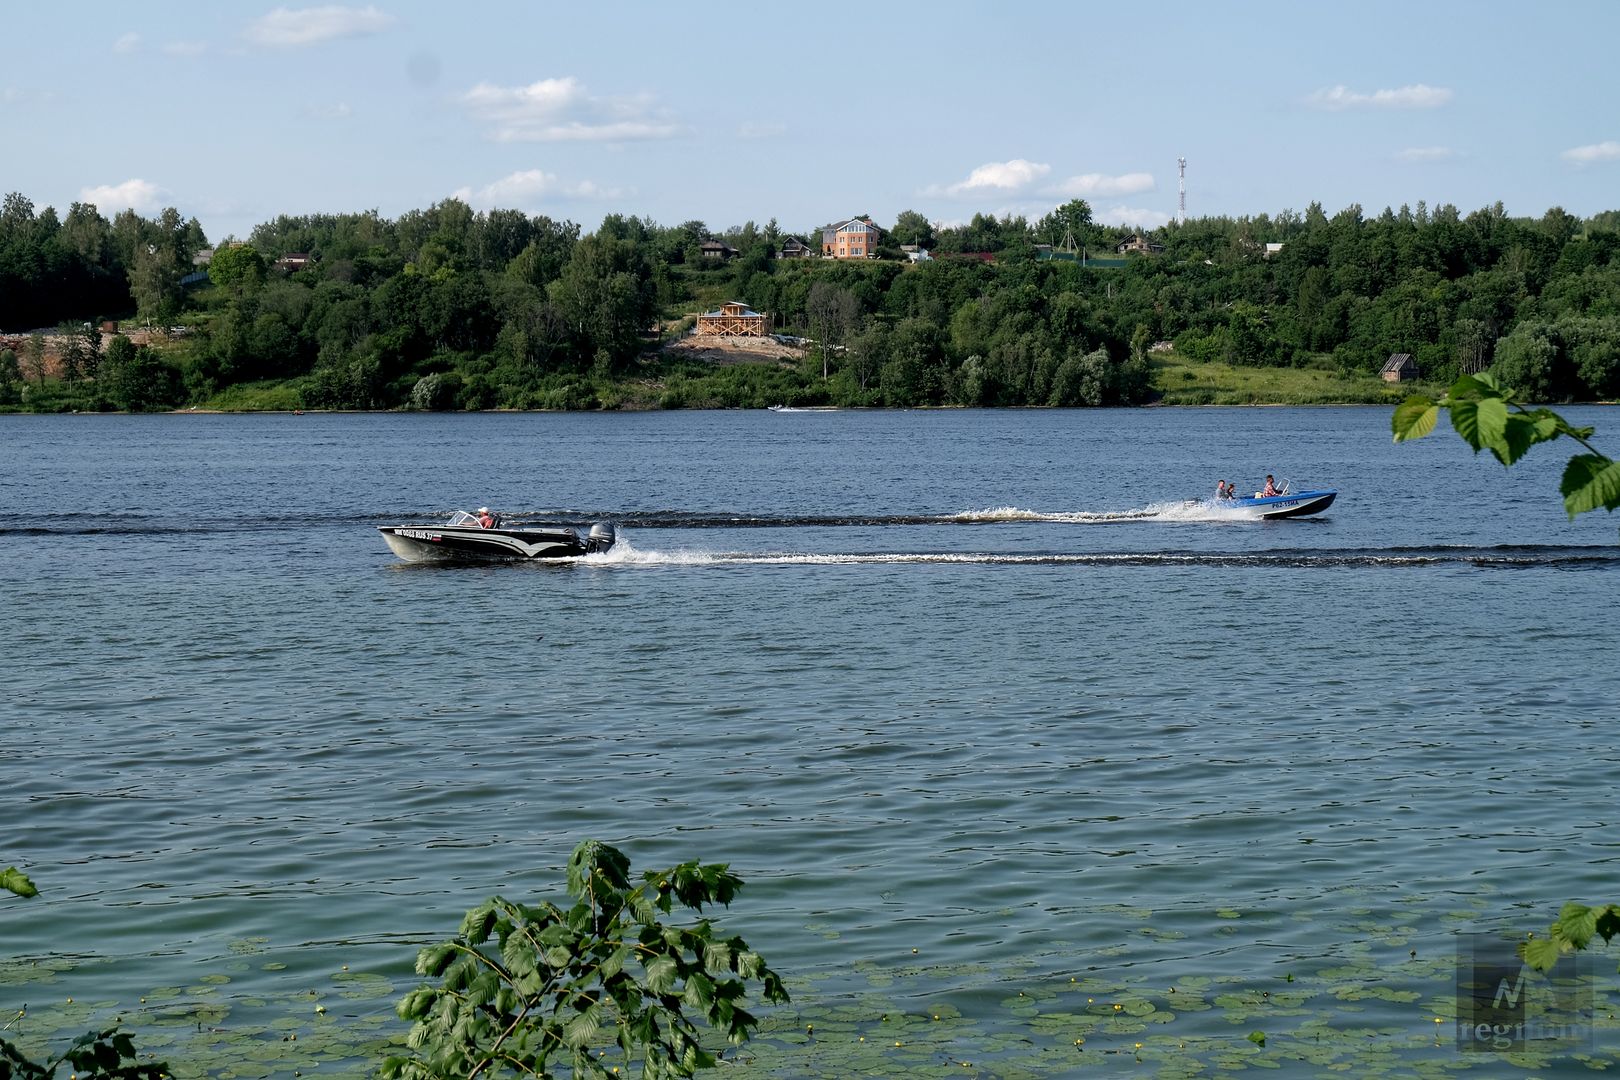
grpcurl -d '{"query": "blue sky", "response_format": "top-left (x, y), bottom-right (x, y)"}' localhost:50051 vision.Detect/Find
top-left (5, 1), bottom-right (1618, 243)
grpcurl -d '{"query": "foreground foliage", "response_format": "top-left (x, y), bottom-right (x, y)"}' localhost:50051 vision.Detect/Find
top-left (1394, 383), bottom-right (1617, 975)
top-left (1523, 902), bottom-right (1620, 972)
top-left (1392, 372), bottom-right (1619, 517)
top-left (381, 840), bottom-right (787, 1080)
top-left (2, 869), bottom-right (169, 1080)
top-left (0, 1027), bottom-right (168, 1080)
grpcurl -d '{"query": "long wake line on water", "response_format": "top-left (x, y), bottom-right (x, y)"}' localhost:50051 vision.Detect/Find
top-left (556, 502), bottom-right (1257, 527)
top-left (579, 544), bottom-right (1620, 570)
top-left (0, 502), bottom-right (1284, 536)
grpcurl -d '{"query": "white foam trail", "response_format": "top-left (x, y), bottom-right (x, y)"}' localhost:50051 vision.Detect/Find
top-left (588, 549), bottom-right (1255, 568)
top-left (952, 501), bottom-right (1257, 524)
top-left (583, 532), bottom-right (725, 566)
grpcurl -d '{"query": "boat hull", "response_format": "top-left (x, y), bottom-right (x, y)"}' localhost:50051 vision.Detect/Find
top-left (1230, 490), bottom-right (1337, 519)
top-left (379, 524), bottom-right (609, 562)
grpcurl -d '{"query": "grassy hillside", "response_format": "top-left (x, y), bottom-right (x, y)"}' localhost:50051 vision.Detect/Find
top-left (1149, 353), bottom-right (1438, 406)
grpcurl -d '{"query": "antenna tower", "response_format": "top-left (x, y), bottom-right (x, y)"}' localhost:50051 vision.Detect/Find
top-left (1177, 157), bottom-right (1187, 226)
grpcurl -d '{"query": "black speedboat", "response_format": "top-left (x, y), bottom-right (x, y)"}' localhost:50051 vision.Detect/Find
top-left (379, 510), bottom-right (616, 562)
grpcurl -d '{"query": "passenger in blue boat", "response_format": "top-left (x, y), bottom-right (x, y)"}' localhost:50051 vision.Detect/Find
top-left (1216, 480), bottom-right (1236, 499)
top-left (1260, 475), bottom-right (1281, 497)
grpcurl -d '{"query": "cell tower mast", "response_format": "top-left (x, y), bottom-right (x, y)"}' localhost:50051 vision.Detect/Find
top-left (1177, 157), bottom-right (1187, 226)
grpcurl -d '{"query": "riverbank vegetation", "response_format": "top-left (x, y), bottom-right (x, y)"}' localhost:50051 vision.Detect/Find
top-left (1, 190), bottom-right (1618, 412)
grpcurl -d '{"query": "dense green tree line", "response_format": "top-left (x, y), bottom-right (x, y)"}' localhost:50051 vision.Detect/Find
top-left (0, 193), bottom-right (205, 331)
top-left (2, 190), bottom-right (1618, 411)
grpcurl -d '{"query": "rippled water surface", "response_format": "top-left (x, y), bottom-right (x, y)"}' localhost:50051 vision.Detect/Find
top-left (3, 407), bottom-right (1618, 1076)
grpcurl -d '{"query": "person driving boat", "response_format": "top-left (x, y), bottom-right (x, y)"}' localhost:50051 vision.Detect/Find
top-left (476, 507), bottom-right (498, 528)
top-left (1260, 475), bottom-right (1281, 498)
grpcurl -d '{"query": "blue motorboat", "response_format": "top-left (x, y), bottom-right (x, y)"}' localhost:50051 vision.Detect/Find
top-left (1226, 487), bottom-right (1337, 519)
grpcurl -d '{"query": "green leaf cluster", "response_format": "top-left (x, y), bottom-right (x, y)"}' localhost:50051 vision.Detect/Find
top-left (1, 866), bottom-right (37, 898)
top-left (3, 869), bottom-right (171, 1078)
top-left (1521, 902), bottom-right (1620, 972)
top-left (1392, 372), bottom-right (1618, 517)
top-left (381, 839), bottom-right (788, 1080)
top-left (0, 1026), bottom-right (168, 1080)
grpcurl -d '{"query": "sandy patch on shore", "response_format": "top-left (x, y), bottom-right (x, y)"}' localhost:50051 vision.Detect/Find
top-left (0, 326), bottom-right (173, 376)
top-left (661, 334), bottom-right (806, 366)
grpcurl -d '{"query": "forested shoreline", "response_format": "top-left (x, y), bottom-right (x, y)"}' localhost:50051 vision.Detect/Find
top-left (1, 190), bottom-right (1617, 412)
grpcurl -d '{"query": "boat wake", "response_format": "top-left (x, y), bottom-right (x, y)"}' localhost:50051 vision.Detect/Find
top-left (947, 501), bottom-right (1257, 524)
top-left (544, 502), bottom-right (1264, 529)
top-left (586, 537), bottom-right (1620, 571)
top-left (0, 502), bottom-right (1272, 536)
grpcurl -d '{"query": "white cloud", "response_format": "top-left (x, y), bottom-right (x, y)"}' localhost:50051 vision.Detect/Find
top-left (1093, 204), bottom-right (1172, 229)
top-left (458, 76), bottom-right (680, 142)
top-left (926, 159), bottom-right (1051, 197)
top-left (1, 87), bottom-right (56, 106)
top-left (1395, 146), bottom-right (1456, 163)
top-left (451, 169), bottom-right (627, 208)
top-left (1307, 83), bottom-right (1452, 109)
top-left (113, 32), bottom-right (141, 54)
top-left (80, 178), bottom-right (168, 215)
top-left (736, 120), bottom-right (787, 139)
top-left (1561, 140), bottom-right (1620, 164)
top-left (163, 40), bottom-right (209, 57)
top-left (245, 5), bottom-right (394, 48)
top-left (1046, 172), bottom-right (1156, 197)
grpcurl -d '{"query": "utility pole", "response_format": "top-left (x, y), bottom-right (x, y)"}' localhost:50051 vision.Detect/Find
top-left (1178, 157), bottom-right (1187, 226)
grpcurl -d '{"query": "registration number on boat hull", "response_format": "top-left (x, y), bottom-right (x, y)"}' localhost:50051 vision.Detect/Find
top-left (399, 529), bottom-right (441, 541)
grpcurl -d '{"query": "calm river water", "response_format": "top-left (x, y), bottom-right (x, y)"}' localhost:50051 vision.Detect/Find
top-left (3, 406), bottom-right (1618, 1077)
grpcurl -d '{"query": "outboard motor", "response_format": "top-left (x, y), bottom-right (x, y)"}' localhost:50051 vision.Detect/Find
top-left (587, 522), bottom-right (617, 553)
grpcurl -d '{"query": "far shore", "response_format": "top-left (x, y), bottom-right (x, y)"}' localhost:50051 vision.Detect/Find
top-left (2, 399), bottom-right (1611, 418)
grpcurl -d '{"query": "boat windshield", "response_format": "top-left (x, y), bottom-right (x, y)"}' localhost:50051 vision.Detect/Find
top-left (447, 510), bottom-right (479, 526)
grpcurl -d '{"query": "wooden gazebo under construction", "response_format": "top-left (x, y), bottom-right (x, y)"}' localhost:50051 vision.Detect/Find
top-left (695, 301), bottom-right (769, 337)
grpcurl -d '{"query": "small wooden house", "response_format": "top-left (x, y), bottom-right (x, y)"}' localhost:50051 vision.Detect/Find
top-left (274, 252), bottom-right (314, 272)
top-left (695, 301), bottom-right (768, 338)
top-left (1114, 233), bottom-right (1164, 256)
top-left (1381, 353), bottom-right (1418, 382)
top-left (699, 240), bottom-right (738, 260)
top-left (777, 237), bottom-right (814, 259)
